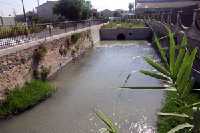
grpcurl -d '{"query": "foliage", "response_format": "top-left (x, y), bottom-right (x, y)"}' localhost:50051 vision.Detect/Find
top-left (128, 3), bottom-right (134, 12)
top-left (33, 45), bottom-right (47, 63)
top-left (71, 33), bottom-right (81, 44)
top-left (96, 110), bottom-right (118, 133)
top-left (158, 92), bottom-right (200, 133)
top-left (53, 0), bottom-right (92, 21)
top-left (139, 28), bottom-right (200, 133)
top-left (0, 80), bottom-right (56, 117)
top-left (40, 66), bottom-right (51, 81)
top-left (81, 1), bottom-right (92, 20)
top-left (0, 24), bottom-right (43, 39)
top-left (32, 45), bottom-right (48, 79)
top-left (102, 21), bottom-right (145, 29)
top-left (140, 28), bottom-right (197, 100)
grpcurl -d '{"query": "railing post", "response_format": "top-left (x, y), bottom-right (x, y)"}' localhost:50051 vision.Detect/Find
top-left (167, 13), bottom-right (170, 24)
top-left (192, 8), bottom-right (200, 27)
top-left (176, 11), bottom-right (183, 26)
top-left (161, 13), bottom-right (164, 23)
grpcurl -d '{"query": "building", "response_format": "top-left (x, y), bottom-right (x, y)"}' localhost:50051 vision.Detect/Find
top-left (36, 1), bottom-right (58, 21)
top-left (0, 17), bottom-right (15, 26)
top-left (135, 0), bottom-right (200, 26)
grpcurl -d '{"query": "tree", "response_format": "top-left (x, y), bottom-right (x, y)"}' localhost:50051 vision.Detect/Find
top-left (81, 1), bottom-right (92, 20)
top-left (128, 3), bottom-right (134, 13)
top-left (53, 0), bottom-right (92, 21)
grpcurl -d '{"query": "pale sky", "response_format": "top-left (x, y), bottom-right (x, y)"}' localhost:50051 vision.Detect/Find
top-left (0, 0), bottom-right (134, 17)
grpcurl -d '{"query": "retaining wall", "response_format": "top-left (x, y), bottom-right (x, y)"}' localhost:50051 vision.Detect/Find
top-left (100, 28), bottom-right (152, 40)
top-left (0, 25), bottom-right (102, 99)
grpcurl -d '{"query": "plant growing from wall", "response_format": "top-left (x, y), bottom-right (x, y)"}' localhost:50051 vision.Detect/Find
top-left (32, 44), bottom-right (47, 79)
top-left (71, 33), bottom-right (81, 44)
top-left (40, 66), bottom-right (51, 81)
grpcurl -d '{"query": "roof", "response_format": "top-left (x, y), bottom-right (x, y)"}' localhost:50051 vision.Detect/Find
top-left (136, 1), bottom-right (199, 9)
top-left (37, 1), bottom-right (57, 9)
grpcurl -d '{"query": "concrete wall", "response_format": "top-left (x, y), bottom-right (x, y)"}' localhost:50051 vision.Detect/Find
top-left (100, 28), bottom-right (152, 40)
top-left (0, 25), bottom-right (102, 99)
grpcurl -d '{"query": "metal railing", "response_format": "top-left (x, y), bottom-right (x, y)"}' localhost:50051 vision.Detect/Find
top-left (0, 19), bottom-right (106, 49)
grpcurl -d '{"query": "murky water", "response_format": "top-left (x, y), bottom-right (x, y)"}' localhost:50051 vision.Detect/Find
top-left (0, 41), bottom-right (164, 133)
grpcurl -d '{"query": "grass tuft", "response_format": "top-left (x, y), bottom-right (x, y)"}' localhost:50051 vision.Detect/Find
top-left (0, 80), bottom-right (56, 118)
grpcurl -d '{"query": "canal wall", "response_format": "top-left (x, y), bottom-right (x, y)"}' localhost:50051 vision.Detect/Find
top-left (100, 28), bottom-right (152, 40)
top-left (0, 25), bottom-right (102, 99)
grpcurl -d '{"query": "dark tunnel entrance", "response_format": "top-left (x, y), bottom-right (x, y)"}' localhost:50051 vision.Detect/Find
top-left (117, 33), bottom-right (126, 40)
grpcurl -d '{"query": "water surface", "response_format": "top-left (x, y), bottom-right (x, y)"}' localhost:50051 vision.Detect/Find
top-left (0, 41), bottom-right (164, 133)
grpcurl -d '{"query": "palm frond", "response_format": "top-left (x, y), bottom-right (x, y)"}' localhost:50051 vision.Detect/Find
top-left (167, 123), bottom-right (193, 133)
top-left (158, 112), bottom-right (190, 118)
top-left (168, 29), bottom-right (176, 76)
top-left (140, 70), bottom-right (170, 81)
top-left (96, 111), bottom-right (118, 133)
top-left (144, 57), bottom-right (171, 77)
top-left (154, 36), bottom-right (169, 69)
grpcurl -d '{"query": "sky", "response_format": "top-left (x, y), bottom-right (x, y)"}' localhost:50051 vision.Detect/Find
top-left (0, 0), bottom-right (134, 17)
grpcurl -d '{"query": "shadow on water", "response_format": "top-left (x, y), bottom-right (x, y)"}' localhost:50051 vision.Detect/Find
top-left (0, 41), bottom-right (164, 133)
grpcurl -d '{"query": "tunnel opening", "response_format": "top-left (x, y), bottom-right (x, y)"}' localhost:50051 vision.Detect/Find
top-left (117, 33), bottom-right (126, 40)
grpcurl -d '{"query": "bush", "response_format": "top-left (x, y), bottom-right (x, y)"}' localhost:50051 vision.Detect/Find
top-left (0, 80), bottom-right (56, 117)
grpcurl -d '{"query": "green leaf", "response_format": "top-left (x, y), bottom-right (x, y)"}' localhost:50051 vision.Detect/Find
top-left (167, 123), bottom-right (193, 133)
top-left (158, 112), bottom-right (190, 118)
top-left (176, 52), bottom-right (190, 86)
top-left (168, 29), bottom-right (176, 76)
top-left (120, 87), bottom-right (177, 91)
top-left (154, 36), bottom-right (169, 69)
top-left (140, 70), bottom-right (170, 81)
top-left (96, 111), bottom-right (118, 133)
top-left (144, 57), bottom-right (171, 77)
top-left (174, 48), bottom-right (185, 77)
top-left (176, 48), bottom-right (197, 96)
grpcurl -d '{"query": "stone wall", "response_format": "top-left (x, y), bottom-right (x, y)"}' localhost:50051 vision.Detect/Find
top-left (100, 28), bottom-right (152, 40)
top-left (0, 29), bottom-right (96, 99)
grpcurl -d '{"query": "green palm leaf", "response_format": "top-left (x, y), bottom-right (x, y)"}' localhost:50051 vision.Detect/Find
top-left (167, 123), bottom-right (194, 133)
top-left (154, 36), bottom-right (169, 69)
top-left (144, 57), bottom-right (171, 77)
top-left (168, 29), bottom-right (176, 76)
top-left (140, 70), bottom-right (170, 81)
top-left (96, 111), bottom-right (118, 133)
top-left (158, 112), bottom-right (190, 118)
